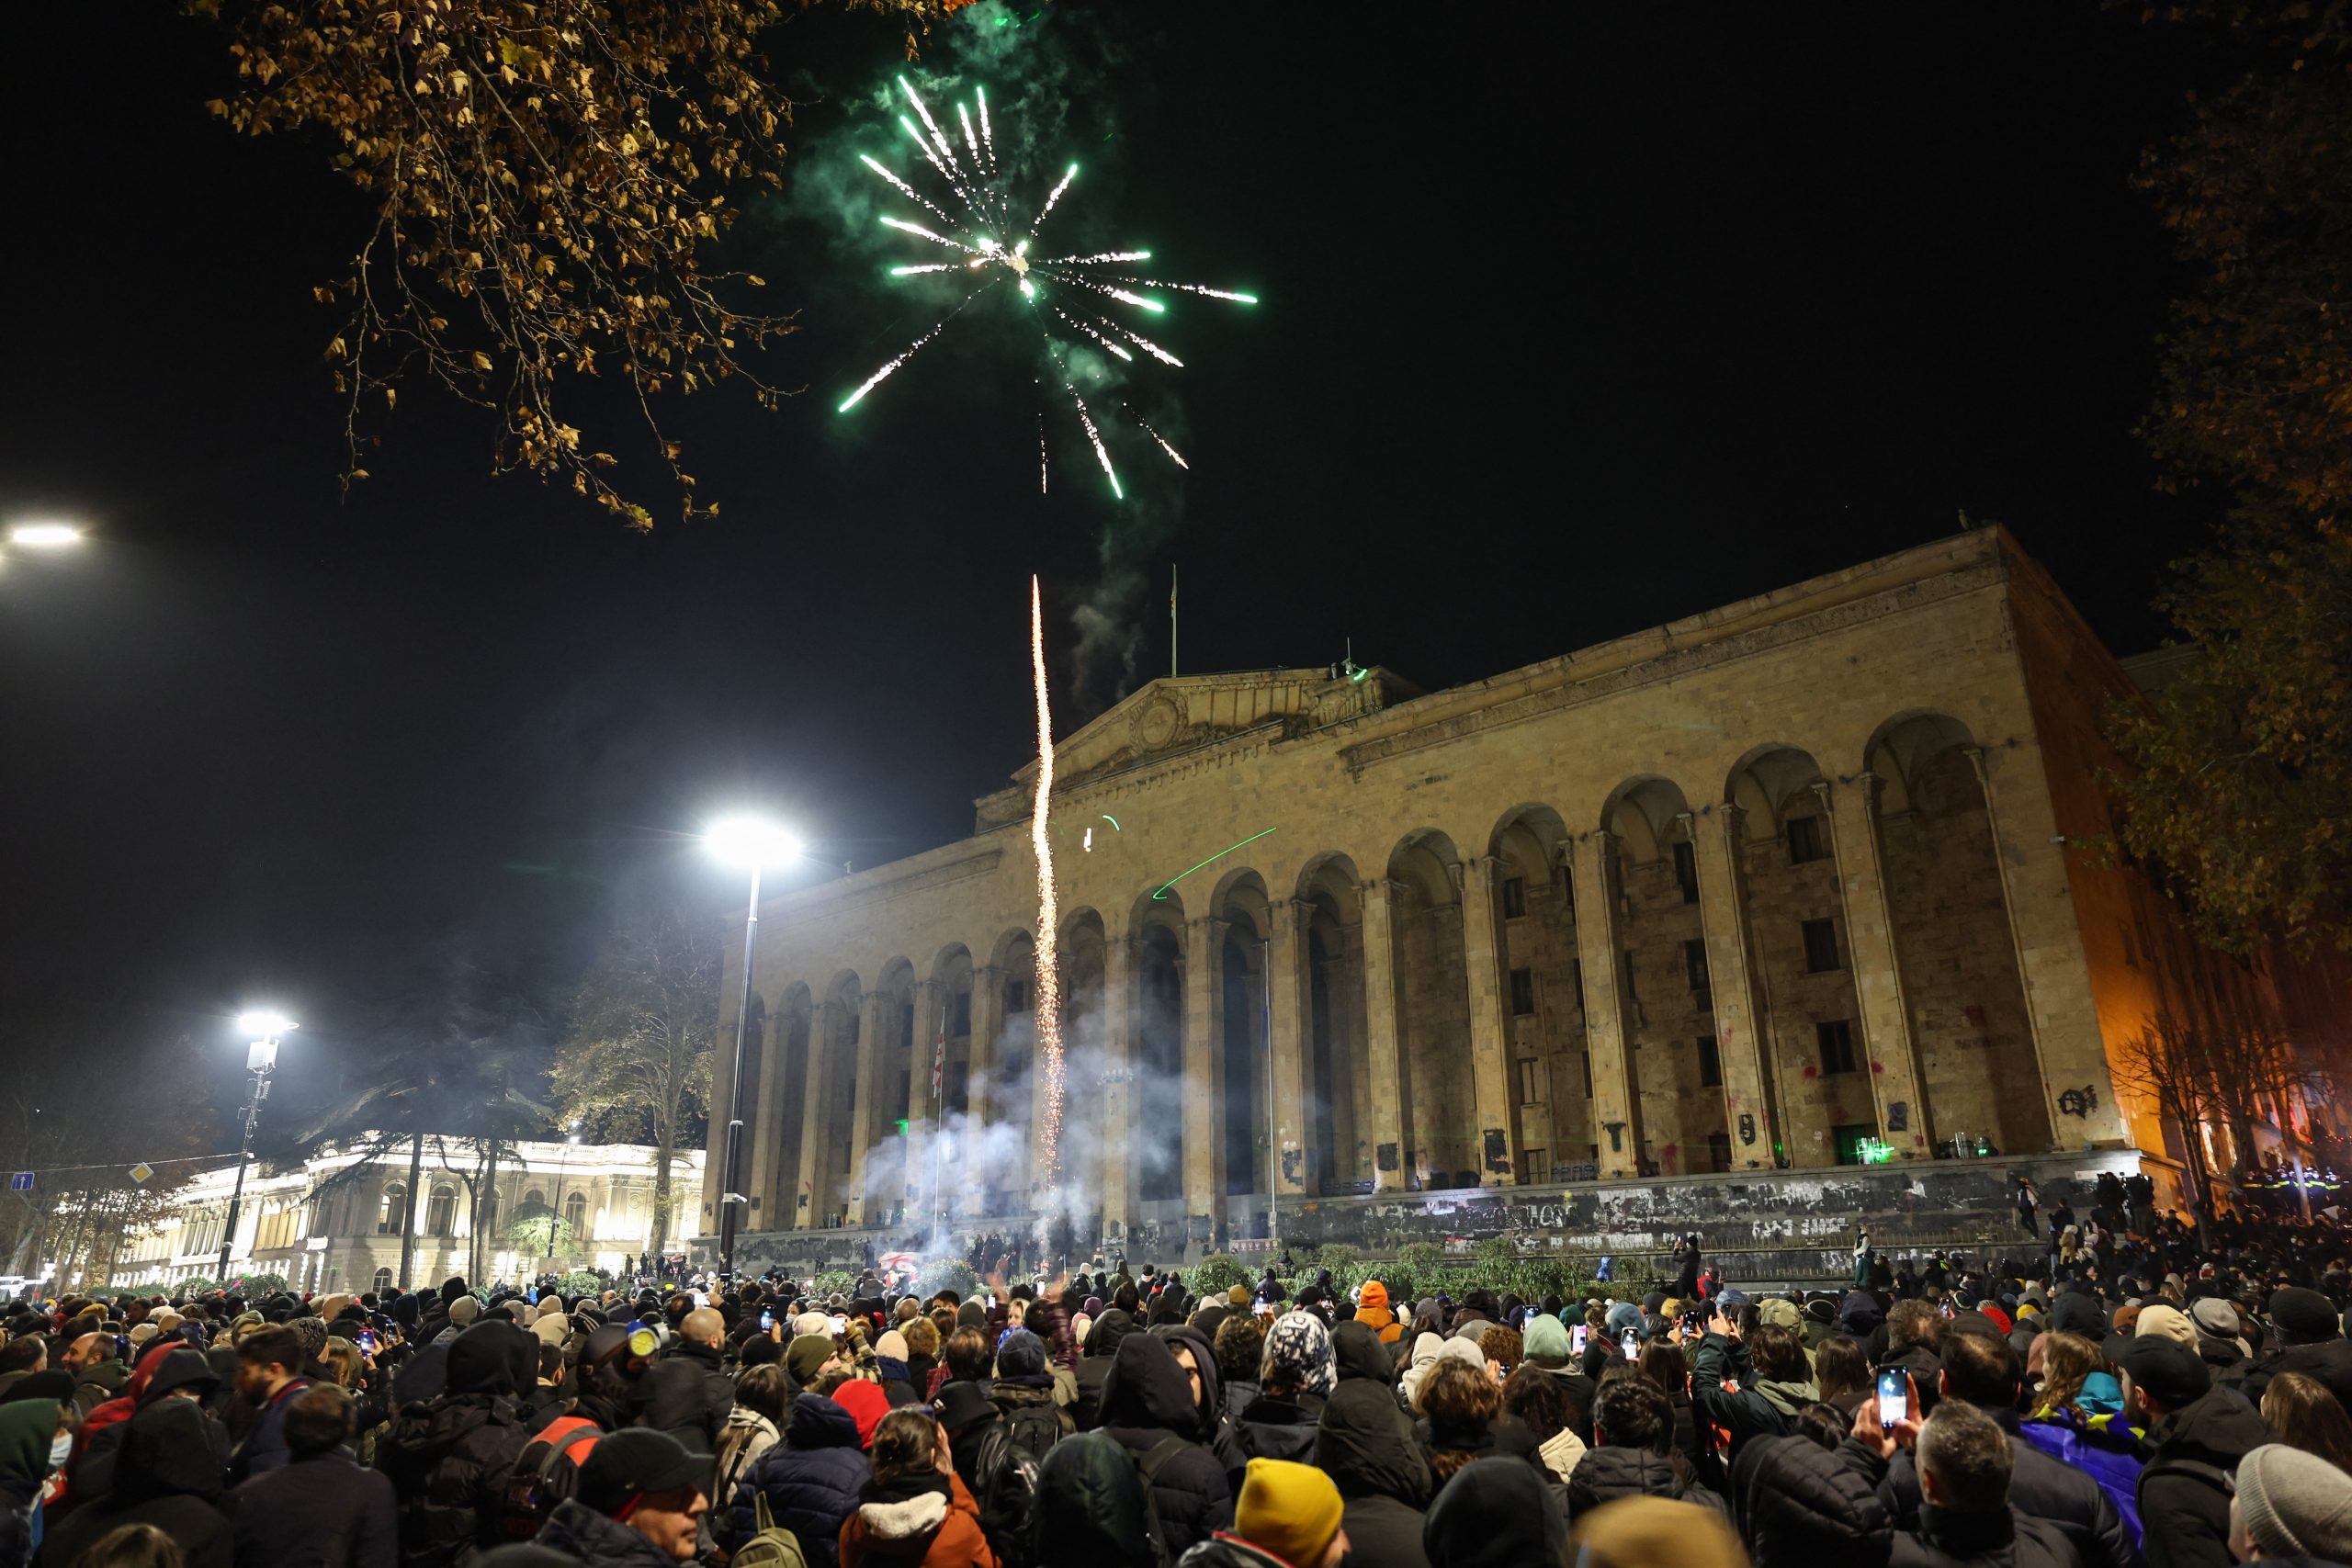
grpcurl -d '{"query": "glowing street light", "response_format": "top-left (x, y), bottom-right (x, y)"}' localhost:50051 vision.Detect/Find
top-left (7, 524), bottom-right (82, 547)
top-left (705, 818), bottom-right (802, 1281)
top-left (220, 1010), bottom-right (297, 1282)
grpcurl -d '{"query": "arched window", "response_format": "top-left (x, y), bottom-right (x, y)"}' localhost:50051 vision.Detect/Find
top-left (378, 1182), bottom-right (408, 1235)
top-left (372, 1267), bottom-right (393, 1294)
top-left (564, 1190), bottom-right (588, 1240)
top-left (523, 1189), bottom-right (546, 1212)
top-left (427, 1184), bottom-right (458, 1237)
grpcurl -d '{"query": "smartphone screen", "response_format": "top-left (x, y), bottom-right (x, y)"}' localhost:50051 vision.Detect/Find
top-left (1570, 1325), bottom-right (1589, 1354)
top-left (1621, 1327), bottom-right (1639, 1360)
top-left (1876, 1370), bottom-right (1909, 1429)
top-left (759, 1310), bottom-right (774, 1331)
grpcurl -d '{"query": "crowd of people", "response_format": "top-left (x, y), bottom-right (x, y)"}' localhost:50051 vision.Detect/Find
top-left (4, 1173), bottom-right (2352, 1567)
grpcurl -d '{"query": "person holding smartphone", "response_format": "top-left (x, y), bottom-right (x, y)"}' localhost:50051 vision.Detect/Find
top-left (1690, 1306), bottom-right (1818, 1464)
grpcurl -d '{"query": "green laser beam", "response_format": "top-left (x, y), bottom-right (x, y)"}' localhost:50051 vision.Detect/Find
top-left (1150, 827), bottom-right (1278, 901)
top-left (1102, 814), bottom-right (1121, 830)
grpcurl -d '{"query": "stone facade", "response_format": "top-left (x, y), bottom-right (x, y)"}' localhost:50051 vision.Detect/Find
top-left (698, 528), bottom-right (2277, 1260)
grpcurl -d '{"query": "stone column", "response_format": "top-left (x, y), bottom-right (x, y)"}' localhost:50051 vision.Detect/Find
top-left (1266, 899), bottom-right (1312, 1199)
top-left (794, 1003), bottom-right (837, 1229)
top-left (1686, 809), bottom-right (1776, 1171)
top-left (744, 996), bottom-right (786, 1235)
top-left (968, 965), bottom-right (1003, 1127)
top-left (1964, 747), bottom-right (2073, 1149)
top-left (845, 988), bottom-right (893, 1224)
top-left (1357, 879), bottom-right (1411, 1192)
top-left (1097, 935), bottom-right (1136, 1241)
top-left (1182, 917), bottom-right (1229, 1238)
top-left (1570, 832), bottom-right (1641, 1179)
top-left (1819, 777), bottom-right (1931, 1156)
top-left (904, 979), bottom-right (940, 1223)
top-left (1458, 856), bottom-right (1522, 1185)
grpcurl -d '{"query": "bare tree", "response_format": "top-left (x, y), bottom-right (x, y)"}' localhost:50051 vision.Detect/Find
top-left (2113, 1008), bottom-right (2324, 1220)
top-left (552, 907), bottom-right (718, 1263)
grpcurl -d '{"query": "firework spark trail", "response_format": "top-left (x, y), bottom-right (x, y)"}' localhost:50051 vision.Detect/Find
top-left (1128, 409), bottom-right (1190, 468)
top-left (1043, 251), bottom-right (1153, 266)
top-left (1031, 163), bottom-right (1078, 233)
top-left (1113, 278), bottom-right (1261, 304)
top-left (837, 281), bottom-right (996, 412)
top-left (1095, 316), bottom-right (1184, 367)
top-left (879, 215), bottom-right (976, 254)
top-left (1070, 390), bottom-right (1123, 499)
top-left (1037, 410), bottom-right (1049, 494)
top-left (899, 76), bottom-right (974, 200)
top-left (1053, 306), bottom-right (1134, 361)
top-left (888, 263), bottom-right (960, 276)
top-left (1040, 272), bottom-right (1165, 312)
top-left (860, 153), bottom-right (956, 229)
top-left (977, 85), bottom-right (997, 172)
top-left (1030, 576), bottom-right (1065, 1191)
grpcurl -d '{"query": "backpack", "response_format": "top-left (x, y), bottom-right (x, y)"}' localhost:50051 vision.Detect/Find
top-left (731, 1493), bottom-right (809, 1568)
top-left (502, 1416), bottom-right (601, 1540)
top-left (1125, 1435), bottom-right (1188, 1568)
top-left (972, 1422), bottom-right (1044, 1567)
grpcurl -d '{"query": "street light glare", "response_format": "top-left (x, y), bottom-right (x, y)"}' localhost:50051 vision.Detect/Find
top-left (8, 524), bottom-right (84, 547)
top-left (706, 817), bottom-right (804, 868)
top-left (235, 1010), bottom-right (298, 1035)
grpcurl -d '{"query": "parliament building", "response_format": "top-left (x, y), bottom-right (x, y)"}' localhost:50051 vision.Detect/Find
top-left (696, 528), bottom-right (2290, 1261)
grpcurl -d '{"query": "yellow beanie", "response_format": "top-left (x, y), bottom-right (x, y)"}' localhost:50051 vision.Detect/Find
top-left (1235, 1457), bottom-right (1343, 1566)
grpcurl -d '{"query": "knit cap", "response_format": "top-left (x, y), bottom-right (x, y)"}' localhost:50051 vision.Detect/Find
top-left (2132, 1304), bottom-right (2196, 1349)
top-left (1234, 1457), bottom-right (1343, 1568)
top-left (2270, 1286), bottom-right (2340, 1342)
top-left (1263, 1311), bottom-right (1336, 1397)
top-left (1522, 1312), bottom-right (1570, 1365)
top-left (786, 1333), bottom-right (835, 1386)
top-left (2237, 1443), bottom-right (2352, 1562)
top-left (829, 1379), bottom-right (890, 1449)
top-left (873, 1330), bottom-right (909, 1364)
top-left (1755, 1298), bottom-right (1802, 1330)
top-left (447, 1296), bottom-right (482, 1327)
top-left (1229, 1284), bottom-right (1251, 1308)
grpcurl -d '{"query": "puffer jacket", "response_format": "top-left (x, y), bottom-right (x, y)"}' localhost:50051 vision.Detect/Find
top-left (1840, 1438), bottom-right (2082, 1568)
top-left (1071, 1310), bottom-right (1137, 1432)
top-left (1170, 1536), bottom-right (1295, 1568)
top-left (533, 1496), bottom-right (682, 1567)
top-left (838, 1472), bottom-right (997, 1568)
top-left (375, 1387), bottom-right (534, 1566)
top-left (1316, 1379), bottom-right (1430, 1568)
top-left (2136, 1387), bottom-right (2271, 1568)
top-left (1736, 1432), bottom-right (1893, 1568)
top-left (1567, 1446), bottom-right (1726, 1518)
top-left (1227, 1392), bottom-right (1323, 1473)
top-left (730, 1393), bottom-right (871, 1568)
top-left (1098, 1333), bottom-right (1232, 1558)
top-left (1034, 1431), bottom-right (1156, 1568)
top-left (1878, 1403), bottom-right (2138, 1568)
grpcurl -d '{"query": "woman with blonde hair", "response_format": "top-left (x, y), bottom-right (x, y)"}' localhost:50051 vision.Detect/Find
top-left (2263, 1371), bottom-right (2352, 1473)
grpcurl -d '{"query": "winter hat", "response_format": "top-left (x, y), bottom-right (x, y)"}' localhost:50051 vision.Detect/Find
top-left (995, 1327), bottom-right (1050, 1382)
top-left (2111, 1334), bottom-right (2210, 1409)
top-left (127, 1324), bottom-right (159, 1349)
top-left (873, 1330), bottom-right (910, 1364)
top-left (741, 1335), bottom-right (783, 1370)
top-left (576, 1427), bottom-right (707, 1515)
top-left (447, 1296), bottom-right (482, 1327)
top-left (829, 1379), bottom-right (890, 1449)
top-left (2189, 1297), bottom-right (2250, 1355)
top-left (1228, 1285), bottom-right (1251, 1308)
top-left (1234, 1457), bottom-right (1344, 1568)
top-left (531, 1311), bottom-right (571, 1348)
top-left (2236, 1443), bottom-right (2352, 1562)
top-left (786, 1334), bottom-right (835, 1386)
top-left (1263, 1311), bottom-right (1337, 1397)
top-left (1358, 1280), bottom-right (1391, 1313)
top-left (2272, 1287), bottom-right (2343, 1344)
top-left (439, 1276), bottom-right (469, 1304)
top-left (2132, 1304), bottom-right (2196, 1349)
top-left (2, 1372), bottom-right (74, 1407)
top-left (1756, 1299), bottom-right (1803, 1331)
top-left (1424, 1452), bottom-right (1569, 1567)
top-left (288, 1316), bottom-right (330, 1362)
top-left (1522, 1313), bottom-right (1571, 1366)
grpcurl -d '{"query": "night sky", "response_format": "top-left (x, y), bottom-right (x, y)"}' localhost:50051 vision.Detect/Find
top-left (0, 2), bottom-right (2225, 1134)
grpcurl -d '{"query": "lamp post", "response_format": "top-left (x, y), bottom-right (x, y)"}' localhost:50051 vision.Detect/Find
top-left (219, 1011), bottom-right (295, 1285)
top-left (546, 1122), bottom-right (582, 1274)
top-left (706, 817), bottom-right (803, 1285)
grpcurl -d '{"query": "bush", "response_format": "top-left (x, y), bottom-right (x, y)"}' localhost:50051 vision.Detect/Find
top-left (226, 1272), bottom-right (288, 1297)
top-left (1315, 1244), bottom-right (1361, 1272)
top-left (912, 1258), bottom-right (978, 1303)
top-left (811, 1269), bottom-right (857, 1302)
top-left (555, 1271), bottom-right (605, 1297)
top-left (1190, 1256), bottom-right (1250, 1297)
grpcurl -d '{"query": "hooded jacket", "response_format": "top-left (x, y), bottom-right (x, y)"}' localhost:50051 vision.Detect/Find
top-left (377, 1323), bottom-right (537, 1568)
top-left (1315, 1380), bottom-right (1431, 1568)
top-left (1419, 1454), bottom-right (1566, 1568)
top-left (838, 1471), bottom-right (996, 1568)
top-left (1032, 1430), bottom-right (1155, 1568)
top-left (1072, 1309), bottom-right (1136, 1433)
top-left (59, 1343), bottom-right (218, 1518)
top-left (1354, 1281), bottom-right (1404, 1346)
top-left (730, 1393), bottom-right (871, 1568)
top-left (1329, 1321), bottom-right (1396, 1386)
top-left (1097, 1333), bottom-right (1232, 1558)
top-left (0, 1399), bottom-right (57, 1568)
top-left (1567, 1446), bottom-right (1727, 1518)
top-left (2136, 1387), bottom-right (2271, 1568)
top-left (36, 1399), bottom-right (233, 1568)
top-left (631, 1339), bottom-right (733, 1458)
top-left (2236, 1336), bottom-right (2352, 1410)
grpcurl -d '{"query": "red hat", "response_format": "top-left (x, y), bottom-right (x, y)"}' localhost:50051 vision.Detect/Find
top-left (830, 1380), bottom-right (891, 1449)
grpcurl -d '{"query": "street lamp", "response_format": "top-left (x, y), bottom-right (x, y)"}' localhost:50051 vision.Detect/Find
top-left (6, 524), bottom-right (82, 547)
top-left (706, 817), bottom-right (803, 1284)
top-left (547, 1121), bottom-right (582, 1274)
top-left (219, 1011), bottom-right (297, 1284)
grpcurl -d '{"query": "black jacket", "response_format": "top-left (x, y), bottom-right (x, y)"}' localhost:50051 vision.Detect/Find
top-left (1841, 1440), bottom-right (2082, 1568)
top-left (1072, 1309), bottom-right (1137, 1433)
top-left (632, 1340), bottom-right (732, 1458)
top-left (1876, 1404), bottom-right (2136, 1568)
top-left (1033, 1429), bottom-right (1156, 1568)
top-left (1098, 1332), bottom-right (1232, 1558)
top-left (1420, 1455), bottom-right (1566, 1568)
top-left (534, 1496), bottom-right (680, 1567)
top-left (2237, 1337), bottom-right (2352, 1410)
top-left (1227, 1393), bottom-right (1323, 1472)
top-left (1692, 1333), bottom-right (1808, 1461)
top-left (37, 1400), bottom-right (234, 1568)
top-left (1316, 1380), bottom-right (1431, 1568)
top-left (1566, 1447), bottom-right (1727, 1519)
top-left (2136, 1387), bottom-right (2272, 1568)
top-left (1736, 1434), bottom-right (1892, 1568)
top-left (376, 1384), bottom-right (534, 1568)
top-left (231, 1449), bottom-right (398, 1568)
top-left (2049, 1286), bottom-right (2107, 1340)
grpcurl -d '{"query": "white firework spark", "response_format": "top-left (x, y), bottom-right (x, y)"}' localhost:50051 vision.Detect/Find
top-left (842, 74), bottom-right (1257, 492)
